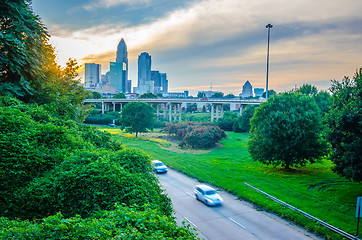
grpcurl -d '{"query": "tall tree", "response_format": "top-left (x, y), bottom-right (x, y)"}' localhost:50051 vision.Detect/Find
top-left (120, 102), bottom-right (154, 137)
top-left (327, 68), bottom-right (362, 181)
top-left (0, 1), bottom-right (90, 121)
top-left (139, 92), bottom-right (157, 99)
top-left (295, 84), bottom-right (332, 116)
top-left (248, 92), bottom-right (328, 170)
top-left (0, 0), bottom-right (50, 100)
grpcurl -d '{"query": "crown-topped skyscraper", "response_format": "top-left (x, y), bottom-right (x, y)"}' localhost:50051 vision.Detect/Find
top-left (110, 39), bottom-right (129, 93)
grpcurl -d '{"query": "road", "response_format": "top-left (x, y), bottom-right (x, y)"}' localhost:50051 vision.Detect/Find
top-left (158, 169), bottom-right (322, 240)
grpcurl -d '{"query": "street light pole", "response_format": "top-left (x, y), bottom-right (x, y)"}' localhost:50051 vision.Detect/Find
top-left (265, 23), bottom-right (273, 100)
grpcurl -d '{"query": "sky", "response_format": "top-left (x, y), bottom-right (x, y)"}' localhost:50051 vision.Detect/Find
top-left (31, 0), bottom-right (362, 96)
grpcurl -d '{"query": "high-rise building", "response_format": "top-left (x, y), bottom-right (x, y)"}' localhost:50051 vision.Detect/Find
top-left (109, 39), bottom-right (129, 93)
top-left (240, 80), bottom-right (253, 98)
top-left (138, 52), bottom-right (153, 94)
top-left (116, 39), bottom-right (128, 88)
top-left (151, 71), bottom-right (161, 94)
top-left (160, 73), bottom-right (168, 93)
top-left (110, 62), bottom-right (127, 93)
top-left (254, 88), bottom-right (264, 97)
top-left (84, 63), bottom-right (101, 88)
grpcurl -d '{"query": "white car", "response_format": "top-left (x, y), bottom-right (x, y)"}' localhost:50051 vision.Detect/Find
top-left (152, 160), bottom-right (168, 174)
top-left (194, 184), bottom-right (223, 206)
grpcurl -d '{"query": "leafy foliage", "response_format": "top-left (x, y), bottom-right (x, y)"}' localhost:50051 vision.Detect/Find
top-left (139, 92), bottom-right (158, 98)
top-left (164, 122), bottom-right (227, 149)
top-left (120, 102), bottom-right (154, 137)
top-left (113, 92), bottom-right (126, 98)
top-left (248, 92), bottom-right (328, 170)
top-left (232, 105), bottom-right (257, 133)
top-left (294, 84), bottom-right (332, 116)
top-left (0, 1), bottom-right (90, 122)
top-left (327, 68), bottom-right (362, 181)
top-left (0, 205), bottom-right (197, 239)
top-left (217, 111), bottom-right (238, 131)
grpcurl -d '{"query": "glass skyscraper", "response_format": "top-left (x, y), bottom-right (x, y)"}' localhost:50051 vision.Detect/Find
top-left (84, 63), bottom-right (101, 88)
top-left (110, 39), bottom-right (128, 93)
top-left (138, 52), bottom-right (153, 94)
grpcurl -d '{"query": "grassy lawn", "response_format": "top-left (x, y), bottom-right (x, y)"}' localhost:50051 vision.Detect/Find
top-left (102, 127), bottom-right (361, 239)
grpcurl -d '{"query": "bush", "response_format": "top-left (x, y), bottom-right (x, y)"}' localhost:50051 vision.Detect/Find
top-left (12, 149), bottom-right (172, 219)
top-left (164, 122), bottom-right (227, 149)
top-left (0, 205), bottom-right (197, 239)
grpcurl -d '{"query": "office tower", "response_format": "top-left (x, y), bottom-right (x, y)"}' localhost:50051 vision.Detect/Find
top-left (138, 52), bottom-right (153, 94)
top-left (254, 88), bottom-right (264, 97)
top-left (160, 73), bottom-right (168, 93)
top-left (110, 62), bottom-right (127, 93)
top-left (127, 80), bottom-right (132, 93)
top-left (151, 71), bottom-right (161, 94)
top-left (240, 80), bottom-right (253, 98)
top-left (84, 63), bottom-right (101, 88)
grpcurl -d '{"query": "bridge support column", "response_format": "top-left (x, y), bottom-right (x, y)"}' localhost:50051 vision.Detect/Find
top-left (239, 105), bottom-right (245, 116)
top-left (221, 104), bottom-right (224, 119)
top-left (216, 104), bottom-right (219, 121)
top-left (169, 103), bottom-right (172, 122)
top-left (211, 104), bottom-right (214, 122)
top-left (178, 104), bottom-right (182, 122)
top-left (163, 103), bottom-right (167, 119)
top-left (112, 102), bottom-right (116, 112)
top-left (156, 104), bottom-right (160, 120)
top-left (102, 101), bottom-right (105, 115)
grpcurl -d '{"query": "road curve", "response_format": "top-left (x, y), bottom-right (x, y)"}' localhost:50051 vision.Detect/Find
top-left (158, 168), bottom-right (322, 240)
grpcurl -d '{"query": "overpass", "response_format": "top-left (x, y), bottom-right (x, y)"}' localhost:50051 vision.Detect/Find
top-left (83, 98), bottom-right (265, 122)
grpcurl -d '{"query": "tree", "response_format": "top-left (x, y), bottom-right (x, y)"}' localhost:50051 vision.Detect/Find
top-left (248, 92), bottom-right (328, 170)
top-left (233, 105), bottom-right (257, 133)
top-left (139, 92), bottom-right (157, 98)
top-left (113, 93), bottom-right (126, 99)
top-left (327, 68), bottom-right (362, 181)
top-left (197, 91), bottom-right (206, 98)
top-left (295, 84), bottom-right (332, 116)
top-left (262, 90), bottom-right (276, 98)
top-left (120, 102), bottom-right (154, 137)
top-left (225, 93), bottom-right (236, 98)
top-left (211, 92), bottom-right (223, 98)
top-left (295, 84), bottom-right (318, 97)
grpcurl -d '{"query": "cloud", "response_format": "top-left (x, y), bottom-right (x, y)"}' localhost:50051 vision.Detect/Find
top-left (83, 0), bottom-right (150, 11)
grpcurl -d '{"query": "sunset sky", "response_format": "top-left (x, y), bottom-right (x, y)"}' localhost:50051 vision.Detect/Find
top-left (32, 0), bottom-right (362, 96)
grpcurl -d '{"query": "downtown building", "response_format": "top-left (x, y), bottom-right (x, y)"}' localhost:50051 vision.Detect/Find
top-left (84, 63), bottom-right (101, 89)
top-left (136, 52), bottom-right (153, 94)
top-left (239, 80), bottom-right (253, 98)
top-left (109, 39), bottom-right (129, 93)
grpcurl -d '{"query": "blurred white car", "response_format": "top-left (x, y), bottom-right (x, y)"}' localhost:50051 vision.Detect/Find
top-left (152, 160), bottom-right (168, 174)
top-left (194, 184), bottom-right (223, 206)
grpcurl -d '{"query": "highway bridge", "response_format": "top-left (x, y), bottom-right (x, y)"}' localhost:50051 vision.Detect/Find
top-left (84, 98), bottom-right (265, 122)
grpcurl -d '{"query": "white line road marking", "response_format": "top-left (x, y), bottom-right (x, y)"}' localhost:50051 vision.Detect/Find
top-left (229, 217), bottom-right (246, 229)
top-left (186, 192), bottom-right (196, 198)
top-left (185, 217), bottom-right (198, 229)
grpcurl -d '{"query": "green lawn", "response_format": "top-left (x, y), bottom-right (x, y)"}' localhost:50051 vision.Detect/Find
top-left (104, 128), bottom-right (361, 239)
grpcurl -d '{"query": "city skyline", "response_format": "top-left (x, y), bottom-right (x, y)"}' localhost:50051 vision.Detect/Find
top-left (32, 0), bottom-right (362, 96)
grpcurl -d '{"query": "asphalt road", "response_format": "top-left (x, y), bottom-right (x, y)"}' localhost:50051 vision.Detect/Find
top-left (158, 168), bottom-right (322, 240)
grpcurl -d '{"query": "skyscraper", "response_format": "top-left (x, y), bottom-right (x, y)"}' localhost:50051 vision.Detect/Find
top-left (109, 39), bottom-right (129, 93)
top-left (240, 80), bottom-right (253, 98)
top-left (151, 71), bottom-right (161, 94)
top-left (110, 62), bottom-right (127, 93)
top-left (84, 63), bottom-right (101, 88)
top-left (138, 52), bottom-right (153, 94)
top-left (160, 73), bottom-right (168, 93)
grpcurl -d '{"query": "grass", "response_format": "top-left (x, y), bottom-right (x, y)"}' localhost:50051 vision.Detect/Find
top-left (102, 127), bottom-right (362, 240)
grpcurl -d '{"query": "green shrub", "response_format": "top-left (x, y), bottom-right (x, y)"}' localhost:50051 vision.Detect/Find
top-left (164, 122), bottom-right (227, 149)
top-left (14, 149), bottom-right (172, 219)
top-left (0, 205), bottom-right (198, 239)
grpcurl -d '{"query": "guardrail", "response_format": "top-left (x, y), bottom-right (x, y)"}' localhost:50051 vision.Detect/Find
top-left (244, 182), bottom-right (358, 240)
